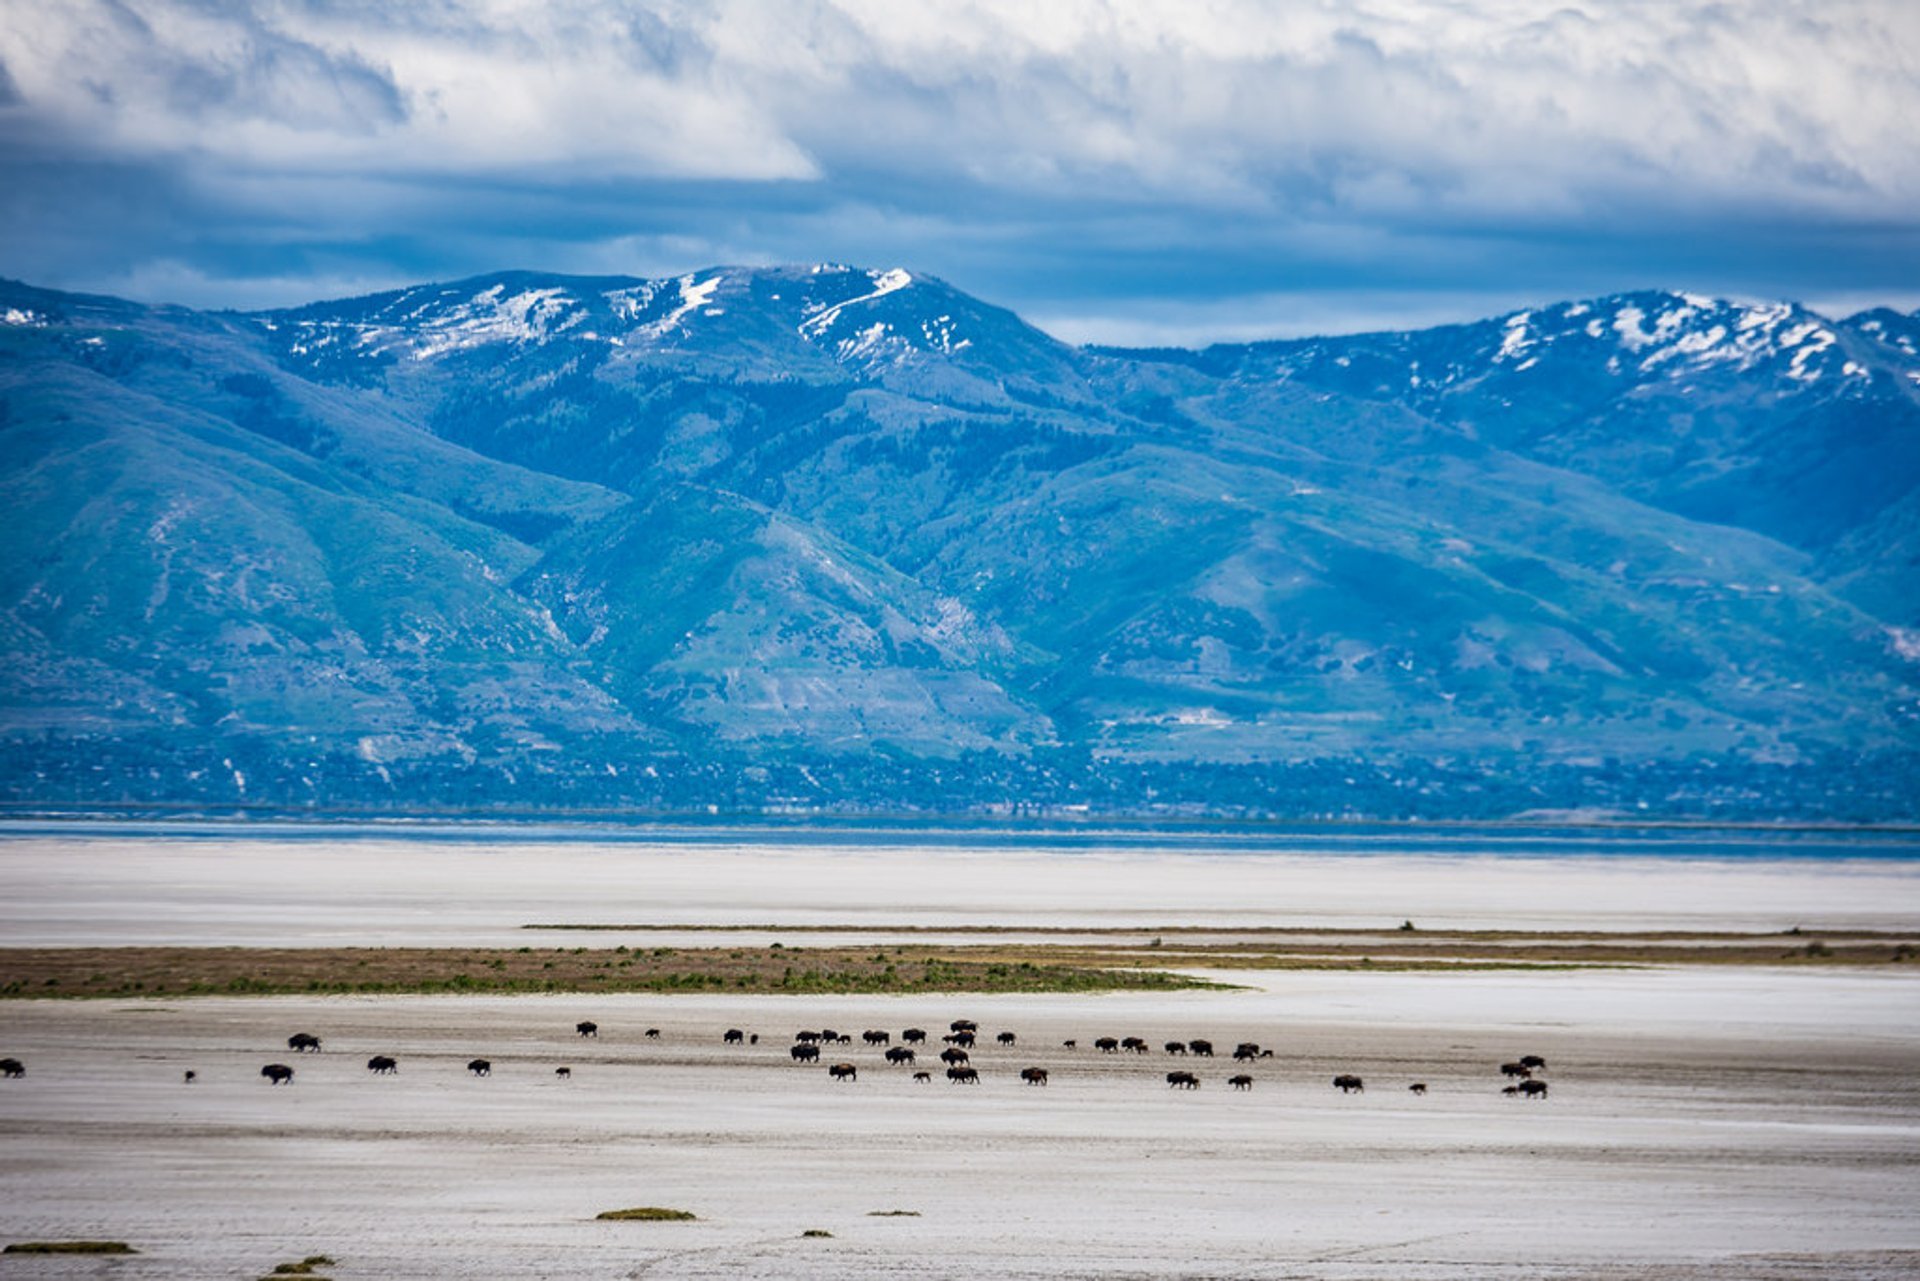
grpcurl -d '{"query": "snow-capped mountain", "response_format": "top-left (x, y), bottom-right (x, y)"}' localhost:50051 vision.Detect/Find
top-left (2, 269), bottom-right (1916, 818)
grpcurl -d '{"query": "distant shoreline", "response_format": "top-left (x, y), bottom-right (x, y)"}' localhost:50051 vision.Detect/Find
top-left (4, 811), bottom-right (1919, 861)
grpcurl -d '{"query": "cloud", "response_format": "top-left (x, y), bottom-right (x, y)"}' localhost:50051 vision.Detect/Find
top-left (1, 0), bottom-right (1916, 336)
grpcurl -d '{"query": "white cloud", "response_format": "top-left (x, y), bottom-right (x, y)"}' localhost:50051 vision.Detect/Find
top-left (2, 0), bottom-right (1916, 332)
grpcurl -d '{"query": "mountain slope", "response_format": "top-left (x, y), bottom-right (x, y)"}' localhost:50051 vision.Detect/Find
top-left (2, 270), bottom-right (1916, 818)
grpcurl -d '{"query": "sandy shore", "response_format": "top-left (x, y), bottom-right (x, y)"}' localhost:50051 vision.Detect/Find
top-left (2, 835), bottom-right (1918, 946)
top-left (0, 833), bottom-right (1917, 1278)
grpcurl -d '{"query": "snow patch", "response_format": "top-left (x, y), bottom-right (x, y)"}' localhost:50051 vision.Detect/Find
top-left (2, 307), bottom-right (43, 326)
top-left (798, 267), bottom-right (914, 337)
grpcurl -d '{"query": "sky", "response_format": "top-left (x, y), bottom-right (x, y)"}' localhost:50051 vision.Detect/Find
top-left (2, 0), bottom-right (1917, 345)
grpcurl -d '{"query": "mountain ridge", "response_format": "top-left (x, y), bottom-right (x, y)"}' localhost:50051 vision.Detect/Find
top-left (3, 268), bottom-right (1916, 820)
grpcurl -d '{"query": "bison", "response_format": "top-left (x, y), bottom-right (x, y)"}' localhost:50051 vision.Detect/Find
top-left (946, 1066), bottom-right (979, 1084)
top-left (950, 1019), bottom-right (977, 1033)
top-left (1062, 1039), bottom-right (1078, 1050)
top-left (645, 1028), bottom-right (661, 1039)
top-left (1519, 1079), bottom-right (1549, 1099)
top-left (1164, 1041), bottom-right (1187, 1055)
top-left (0, 1057), bottom-right (24, 1079)
top-left (366, 1055), bottom-right (399, 1074)
top-left (1500, 1062), bottom-right (1532, 1079)
top-left (1020, 1067), bottom-right (1049, 1086)
top-left (997, 1031), bottom-right (1017, 1046)
top-left (182, 1070), bottom-right (196, 1084)
top-left (863, 1030), bottom-right (891, 1046)
top-left (1166, 1070), bottom-right (1199, 1089)
top-left (913, 1071), bottom-right (932, 1083)
top-left (828, 1062), bottom-right (858, 1082)
top-left (1229, 1074), bottom-right (1254, 1090)
top-left (885, 1047), bottom-right (916, 1065)
top-left (467, 1059), bottom-right (492, 1076)
top-left (1188, 1039), bottom-right (1214, 1057)
top-left (902, 1028), bottom-right (928, 1044)
top-left (1333, 1074), bottom-right (1364, 1093)
top-left (575, 1021), bottom-right (599, 1038)
top-left (555, 1066), bottom-right (572, 1079)
top-left (1233, 1042), bottom-right (1262, 1062)
top-left (791, 1043), bottom-right (821, 1063)
top-left (724, 1028), bottom-right (746, 1045)
top-left (287, 1033), bottom-right (321, 1053)
top-left (943, 1031), bottom-right (976, 1048)
top-left (1519, 1054), bottom-right (1547, 1071)
top-left (939, 1047), bottom-right (970, 1066)
top-left (821, 1029), bottom-right (850, 1044)
top-left (1122, 1037), bottom-right (1150, 1054)
top-left (1409, 1082), bottom-right (1428, 1095)
top-left (795, 1030), bottom-right (821, 1044)
top-left (1095, 1036), bottom-right (1120, 1053)
top-left (260, 1063), bottom-right (294, 1085)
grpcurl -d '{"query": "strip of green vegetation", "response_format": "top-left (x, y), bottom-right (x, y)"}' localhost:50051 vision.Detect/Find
top-left (265, 1256), bottom-right (335, 1277)
top-left (0, 945), bottom-right (1224, 999)
top-left (597, 1207), bottom-right (696, 1222)
top-left (5, 1241), bottom-right (138, 1254)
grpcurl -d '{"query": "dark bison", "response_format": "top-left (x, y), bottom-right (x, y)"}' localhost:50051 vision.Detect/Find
top-left (0, 1057), bottom-right (24, 1079)
top-left (996, 1031), bottom-right (1017, 1046)
top-left (821, 1029), bottom-right (850, 1044)
top-left (939, 1047), bottom-right (970, 1066)
top-left (1519, 1054), bottom-right (1547, 1071)
top-left (902, 1028), bottom-right (928, 1044)
top-left (1409, 1082), bottom-right (1428, 1095)
top-left (182, 1070), bottom-right (196, 1084)
top-left (791, 1043), bottom-right (821, 1063)
top-left (645, 1028), bottom-right (661, 1039)
top-left (1500, 1062), bottom-right (1532, 1079)
top-left (287, 1033), bottom-right (322, 1053)
top-left (828, 1062), bottom-right (858, 1082)
top-left (913, 1071), bottom-right (932, 1083)
top-left (260, 1063), bottom-right (294, 1085)
top-left (1502, 1084), bottom-right (1521, 1096)
top-left (1166, 1070), bottom-right (1199, 1089)
top-left (943, 1031), bottom-right (976, 1048)
top-left (1095, 1037), bottom-right (1120, 1053)
top-left (1164, 1040), bottom-right (1187, 1055)
top-left (555, 1066), bottom-right (571, 1079)
top-left (575, 1021), bottom-right (598, 1038)
top-left (467, 1059), bottom-right (492, 1077)
top-left (1188, 1039), bottom-right (1214, 1057)
top-left (863, 1030), bottom-right (891, 1046)
top-left (950, 1019), bottom-right (977, 1033)
top-left (1233, 1042), bottom-right (1262, 1062)
top-left (1062, 1039), bottom-right (1078, 1050)
top-left (1333, 1074), bottom-right (1364, 1093)
top-left (1020, 1067), bottom-right (1049, 1086)
top-left (724, 1029), bottom-right (746, 1045)
top-left (946, 1066), bottom-right (979, 1084)
top-left (1229, 1074), bottom-right (1253, 1090)
top-left (1519, 1079), bottom-right (1549, 1099)
top-left (795, 1030), bottom-right (821, 1044)
top-left (1122, 1037), bottom-right (1150, 1054)
top-left (366, 1055), bottom-right (399, 1074)
top-left (885, 1047), bottom-right (916, 1065)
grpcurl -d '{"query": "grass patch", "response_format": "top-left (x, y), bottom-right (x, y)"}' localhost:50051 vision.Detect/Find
top-left (3, 926), bottom-right (1912, 1000)
top-left (4, 1241), bottom-right (138, 1254)
top-left (263, 1257), bottom-right (335, 1278)
top-left (801, 1229), bottom-right (833, 1238)
top-left (867, 1210), bottom-right (921, 1217)
top-left (0, 946), bottom-right (1221, 999)
top-left (596, 1207), bottom-right (697, 1222)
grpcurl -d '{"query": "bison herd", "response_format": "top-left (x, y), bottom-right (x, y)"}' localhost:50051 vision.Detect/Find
top-left (0, 1017), bottom-right (1555, 1103)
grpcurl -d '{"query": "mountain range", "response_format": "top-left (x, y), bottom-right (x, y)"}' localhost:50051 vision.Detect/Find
top-left (3, 266), bottom-right (1917, 820)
